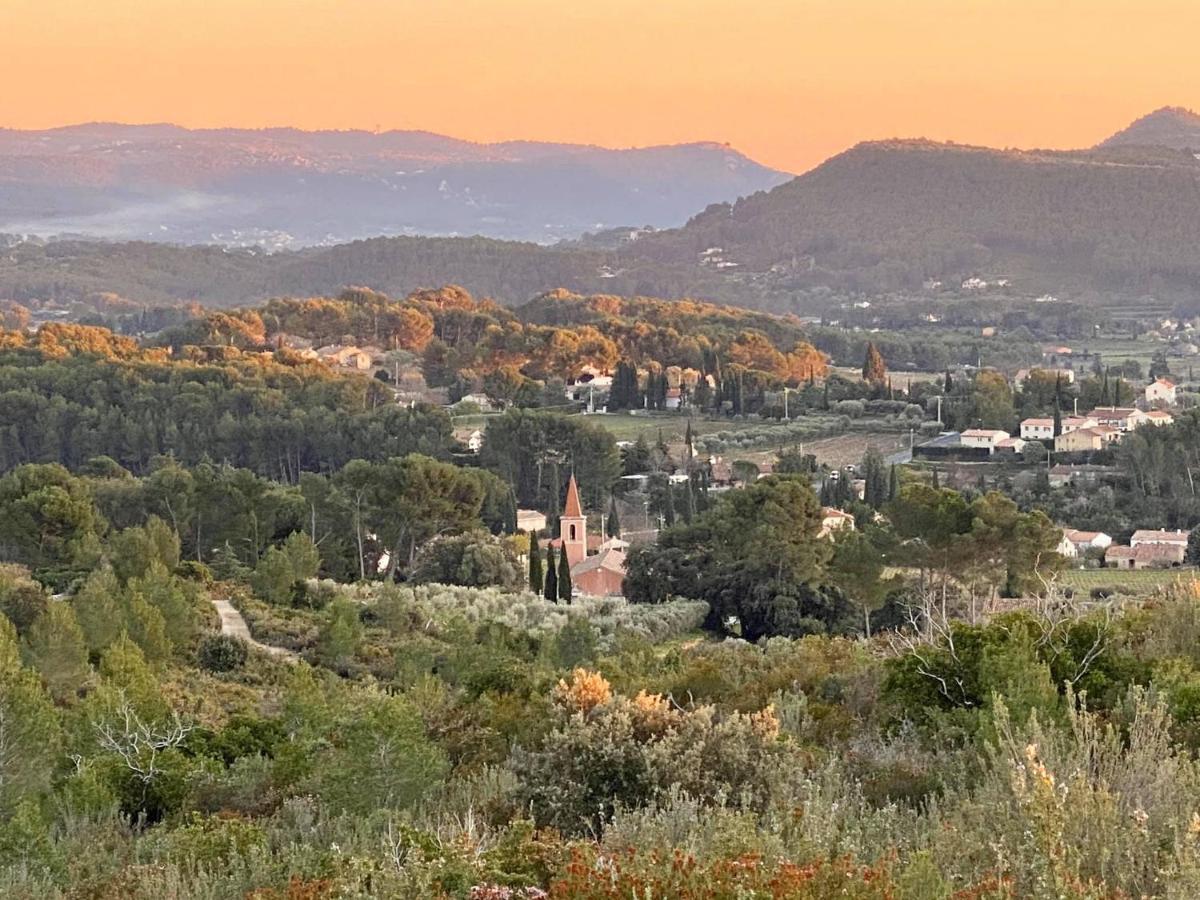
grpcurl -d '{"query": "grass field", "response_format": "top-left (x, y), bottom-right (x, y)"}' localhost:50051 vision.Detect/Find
top-left (1058, 567), bottom-right (1196, 592)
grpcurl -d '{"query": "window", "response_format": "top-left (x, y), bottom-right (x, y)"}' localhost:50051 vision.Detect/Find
top-left (569, 524), bottom-right (577, 540)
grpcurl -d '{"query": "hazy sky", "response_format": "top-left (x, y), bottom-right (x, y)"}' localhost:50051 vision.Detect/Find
top-left (5, 0), bottom-right (1199, 172)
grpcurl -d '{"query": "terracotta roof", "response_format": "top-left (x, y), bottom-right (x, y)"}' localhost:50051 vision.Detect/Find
top-left (1153, 377), bottom-right (1176, 388)
top-left (570, 547), bottom-right (626, 577)
top-left (1131, 529), bottom-right (1189, 544)
top-left (1022, 417), bottom-right (1054, 427)
top-left (563, 475), bottom-right (583, 518)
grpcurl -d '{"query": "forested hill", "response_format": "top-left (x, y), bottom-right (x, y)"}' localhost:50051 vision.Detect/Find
top-left (1098, 106), bottom-right (1200, 150)
top-left (619, 138), bottom-right (1200, 301)
top-left (8, 123), bottom-right (1200, 309)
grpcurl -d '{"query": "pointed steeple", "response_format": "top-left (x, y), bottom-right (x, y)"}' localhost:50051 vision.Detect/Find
top-left (563, 474), bottom-right (583, 518)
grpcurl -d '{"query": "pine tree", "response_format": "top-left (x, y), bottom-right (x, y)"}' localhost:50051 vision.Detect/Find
top-left (557, 545), bottom-right (572, 604)
top-left (862, 341), bottom-right (887, 387)
top-left (527, 530), bottom-right (543, 593)
top-left (606, 497), bottom-right (621, 538)
top-left (543, 545), bottom-right (558, 603)
top-left (22, 602), bottom-right (90, 703)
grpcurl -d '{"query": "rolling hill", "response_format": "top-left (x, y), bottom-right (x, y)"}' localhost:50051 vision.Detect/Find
top-left (0, 123), bottom-right (788, 246)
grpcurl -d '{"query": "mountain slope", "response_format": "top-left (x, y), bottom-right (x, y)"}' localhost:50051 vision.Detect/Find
top-left (0, 124), bottom-right (789, 246)
top-left (611, 138), bottom-right (1200, 300)
top-left (1098, 106), bottom-right (1200, 150)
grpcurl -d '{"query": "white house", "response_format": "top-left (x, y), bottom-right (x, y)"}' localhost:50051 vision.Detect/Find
top-left (1063, 529), bottom-right (1113, 555)
top-left (1145, 409), bottom-right (1175, 427)
top-left (960, 429), bottom-right (1011, 453)
top-left (1145, 378), bottom-right (1177, 407)
top-left (1087, 407), bottom-right (1148, 432)
top-left (1020, 415), bottom-right (1098, 441)
top-left (466, 430), bottom-right (484, 453)
top-left (1056, 533), bottom-right (1079, 559)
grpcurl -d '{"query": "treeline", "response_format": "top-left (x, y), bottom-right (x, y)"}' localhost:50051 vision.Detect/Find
top-left (0, 335), bottom-right (454, 479)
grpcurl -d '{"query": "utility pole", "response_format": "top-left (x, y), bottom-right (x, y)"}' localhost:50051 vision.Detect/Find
top-left (936, 395), bottom-right (943, 426)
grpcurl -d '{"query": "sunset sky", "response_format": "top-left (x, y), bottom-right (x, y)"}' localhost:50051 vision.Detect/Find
top-left (5, 0), bottom-right (1199, 173)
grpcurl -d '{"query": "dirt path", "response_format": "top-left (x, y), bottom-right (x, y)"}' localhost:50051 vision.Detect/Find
top-left (211, 596), bottom-right (299, 662)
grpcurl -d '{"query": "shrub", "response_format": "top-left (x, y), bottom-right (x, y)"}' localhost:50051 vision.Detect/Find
top-left (197, 634), bottom-right (249, 672)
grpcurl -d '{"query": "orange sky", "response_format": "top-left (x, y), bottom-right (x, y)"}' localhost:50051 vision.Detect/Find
top-left (4, 0), bottom-right (1199, 173)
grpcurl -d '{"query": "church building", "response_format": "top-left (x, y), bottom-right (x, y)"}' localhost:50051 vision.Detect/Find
top-left (558, 475), bottom-right (626, 597)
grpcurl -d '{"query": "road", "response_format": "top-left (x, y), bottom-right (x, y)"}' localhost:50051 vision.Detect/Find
top-left (211, 596), bottom-right (299, 662)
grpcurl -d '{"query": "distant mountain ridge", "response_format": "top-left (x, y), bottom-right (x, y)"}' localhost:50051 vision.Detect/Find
top-left (0, 123), bottom-right (789, 247)
top-left (6, 108), bottom-right (1200, 311)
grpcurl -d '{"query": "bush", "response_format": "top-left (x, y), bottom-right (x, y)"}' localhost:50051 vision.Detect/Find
top-left (197, 634), bottom-right (249, 672)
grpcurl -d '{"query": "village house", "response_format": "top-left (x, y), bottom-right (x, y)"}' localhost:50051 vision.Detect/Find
top-left (1145, 377), bottom-right (1177, 407)
top-left (466, 430), bottom-right (484, 453)
top-left (960, 429), bottom-right (1011, 453)
top-left (1145, 409), bottom-right (1175, 427)
top-left (819, 507), bottom-right (856, 538)
top-left (994, 436), bottom-right (1027, 454)
top-left (1087, 406), bottom-right (1148, 432)
top-left (1020, 415), bottom-right (1097, 441)
top-left (1054, 425), bottom-right (1120, 453)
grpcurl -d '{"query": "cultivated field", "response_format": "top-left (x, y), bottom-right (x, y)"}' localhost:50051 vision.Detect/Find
top-left (1058, 567), bottom-right (1196, 592)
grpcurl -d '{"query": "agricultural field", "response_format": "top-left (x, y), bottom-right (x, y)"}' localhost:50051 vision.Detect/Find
top-left (1058, 566), bottom-right (1196, 593)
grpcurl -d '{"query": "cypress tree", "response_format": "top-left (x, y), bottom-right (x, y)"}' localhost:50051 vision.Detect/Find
top-left (888, 463), bottom-right (900, 501)
top-left (662, 482), bottom-right (676, 527)
top-left (527, 530), bottom-right (543, 593)
top-left (504, 487), bottom-right (519, 534)
top-left (557, 545), bottom-right (572, 603)
top-left (862, 341), bottom-right (887, 387)
top-left (931, 467), bottom-right (940, 489)
top-left (944, 371), bottom-right (953, 393)
top-left (545, 463), bottom-right (561, 536)
top-left (606, 497), bottom-right (621, 538)
top-left (684, 477), bottom-right (697, 523)
top-left (543, 544), bottom-right (557, 603)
